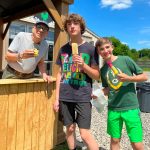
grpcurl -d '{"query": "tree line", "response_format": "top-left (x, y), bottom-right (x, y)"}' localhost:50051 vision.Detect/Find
top-left (109, 36), bottom-right (150, 61)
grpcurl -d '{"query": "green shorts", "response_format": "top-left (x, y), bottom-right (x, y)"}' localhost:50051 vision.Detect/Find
top-left (107, 108), bottom-right (143, 142)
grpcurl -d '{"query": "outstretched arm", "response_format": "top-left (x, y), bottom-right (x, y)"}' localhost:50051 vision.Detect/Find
top-left (117, 72), bottom-right (148, 82)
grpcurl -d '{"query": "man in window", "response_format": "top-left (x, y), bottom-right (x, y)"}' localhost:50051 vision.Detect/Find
top-left (2, 20), bottom-right (53, 83)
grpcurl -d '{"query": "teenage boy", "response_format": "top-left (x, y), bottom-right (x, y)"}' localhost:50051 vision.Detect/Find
top-left (54, 14), bottom-right (99, 150)
top-left (96, 37), bottom-right (148, 150)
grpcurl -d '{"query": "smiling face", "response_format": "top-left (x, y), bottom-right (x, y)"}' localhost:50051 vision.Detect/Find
top-left (32, 23), bottom-right (48, 43)
top-left (97, 43), bottom-right (114, 61)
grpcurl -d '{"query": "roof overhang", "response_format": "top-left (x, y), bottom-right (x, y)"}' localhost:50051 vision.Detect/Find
top-left (0, 0), bottom-right (74, 39)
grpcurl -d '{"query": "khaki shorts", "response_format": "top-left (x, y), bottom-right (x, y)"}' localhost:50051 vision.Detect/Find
top-left (2, 65), bottom-right (33, 79)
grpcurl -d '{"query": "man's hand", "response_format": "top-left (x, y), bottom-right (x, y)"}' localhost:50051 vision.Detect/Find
top-left (42, 73), bottom-right (54, 83)
top-left (19, 49), bottom-right (35, 59)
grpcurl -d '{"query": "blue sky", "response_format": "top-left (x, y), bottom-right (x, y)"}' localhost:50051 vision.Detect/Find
top-left (69, 0), bottom-right (150, 50)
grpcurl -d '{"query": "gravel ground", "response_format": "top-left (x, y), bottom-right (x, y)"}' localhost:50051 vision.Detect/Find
top-left (75, 106), bottom-right (150, 150)
top-left (74, 72), bottom-right (150, 150)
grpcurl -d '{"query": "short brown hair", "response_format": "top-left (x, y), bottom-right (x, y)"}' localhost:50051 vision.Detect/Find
top-left (63, 13), bottom-right (86, 34)
top-left (95, 37), bottom-right (113, 48)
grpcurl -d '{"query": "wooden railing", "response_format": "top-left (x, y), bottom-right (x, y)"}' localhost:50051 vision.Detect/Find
top-left (136, 61), bottom-right (150, 68)
top-left (0, 78), bottom-right (65, 150)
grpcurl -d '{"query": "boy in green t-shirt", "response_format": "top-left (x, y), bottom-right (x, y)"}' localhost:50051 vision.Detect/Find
top-left (95, 37), bottom-right (148, 150)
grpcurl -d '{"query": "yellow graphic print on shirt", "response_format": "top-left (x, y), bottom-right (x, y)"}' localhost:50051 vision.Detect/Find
top-left (61, 53), bottom-right (90, 86)
top-left (106, 67), bottom-right (123, 90)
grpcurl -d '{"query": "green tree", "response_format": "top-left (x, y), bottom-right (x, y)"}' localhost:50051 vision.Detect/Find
top-left (106, 36), bottom-right (149, 61)
top-left (138, 49), bottom-right (150, 59)
top-left (129, 49), bottom-right (139, 61)
top-left (109, 36), bottom-right (131, 57)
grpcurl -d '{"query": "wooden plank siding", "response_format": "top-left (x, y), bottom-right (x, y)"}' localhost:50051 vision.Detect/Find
top-left (0, 78), bottom-right (59, 150)
top-left (0, 85), bottom-right (9, 150)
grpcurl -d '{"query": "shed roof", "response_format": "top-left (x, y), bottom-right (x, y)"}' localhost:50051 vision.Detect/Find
top-left (0, 0), bottom-right (74, 38)
top-left (0, 0), bottom-right (45, 24)
top-left (0, 0), bottom-right (74, 24)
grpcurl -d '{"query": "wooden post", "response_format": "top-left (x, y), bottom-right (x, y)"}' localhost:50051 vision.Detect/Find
top-left (0, 23), bottom-right (9, 76)
top-left (52, 0), bottom-right (74, 77)
top-left (0, 24), bottom-right (3, 71)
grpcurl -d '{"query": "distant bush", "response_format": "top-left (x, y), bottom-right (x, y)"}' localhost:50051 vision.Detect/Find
top-left (107, 36), bottom-right (150, 61)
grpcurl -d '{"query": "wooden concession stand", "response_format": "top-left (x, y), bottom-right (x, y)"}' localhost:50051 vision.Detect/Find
top-left (0, 0), bottom-right (74, 149)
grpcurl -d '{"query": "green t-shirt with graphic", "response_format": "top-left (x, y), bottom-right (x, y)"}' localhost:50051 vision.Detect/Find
top-left (101, 56), bottom-right (143, 111)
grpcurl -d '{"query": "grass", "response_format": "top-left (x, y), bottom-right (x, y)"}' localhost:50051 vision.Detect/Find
top-left (143, 68), bottom-right (150, 71)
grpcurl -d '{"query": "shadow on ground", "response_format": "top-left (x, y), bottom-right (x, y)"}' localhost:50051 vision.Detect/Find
top-left (76, 140), bottom-right (107, 150)
top-left (53, 140), bottom-right (107, 150)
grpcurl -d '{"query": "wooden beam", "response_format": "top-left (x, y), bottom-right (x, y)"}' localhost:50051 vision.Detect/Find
top-left (49, 0), bottom-right (72, 145)
top-left (42, 0), bottom-right (64, 30)
top-left (2, 22), bottom-right (11, 40)
top-left (2, 4), bottom-right (46, 24)
top-left (62, 0), bottom-right (74, 4)
top-left (52, 0), bottom-right (74, 5)
top-left (0, 25), bottom-right (3, 70)
top-left (0, 19), bottom-right (3, 25)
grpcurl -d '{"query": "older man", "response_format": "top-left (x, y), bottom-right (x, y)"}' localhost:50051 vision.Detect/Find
top-left (2, 20), bottom-right (52, 82)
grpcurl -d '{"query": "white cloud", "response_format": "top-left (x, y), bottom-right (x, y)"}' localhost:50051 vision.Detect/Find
top-left (121, 41), bottom-right (128, 45)
top-left (100, 0), bottom-right (133, 10)
top-left (138, 40), bottom-right (150, 46)
top-left (140, 27), bottom-right (150, 34)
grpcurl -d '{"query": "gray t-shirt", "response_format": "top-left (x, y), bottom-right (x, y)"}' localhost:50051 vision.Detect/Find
top-left (56, 42), bottom-right (99, 102)
top-left (8, 32), bottom-right (48, 73)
